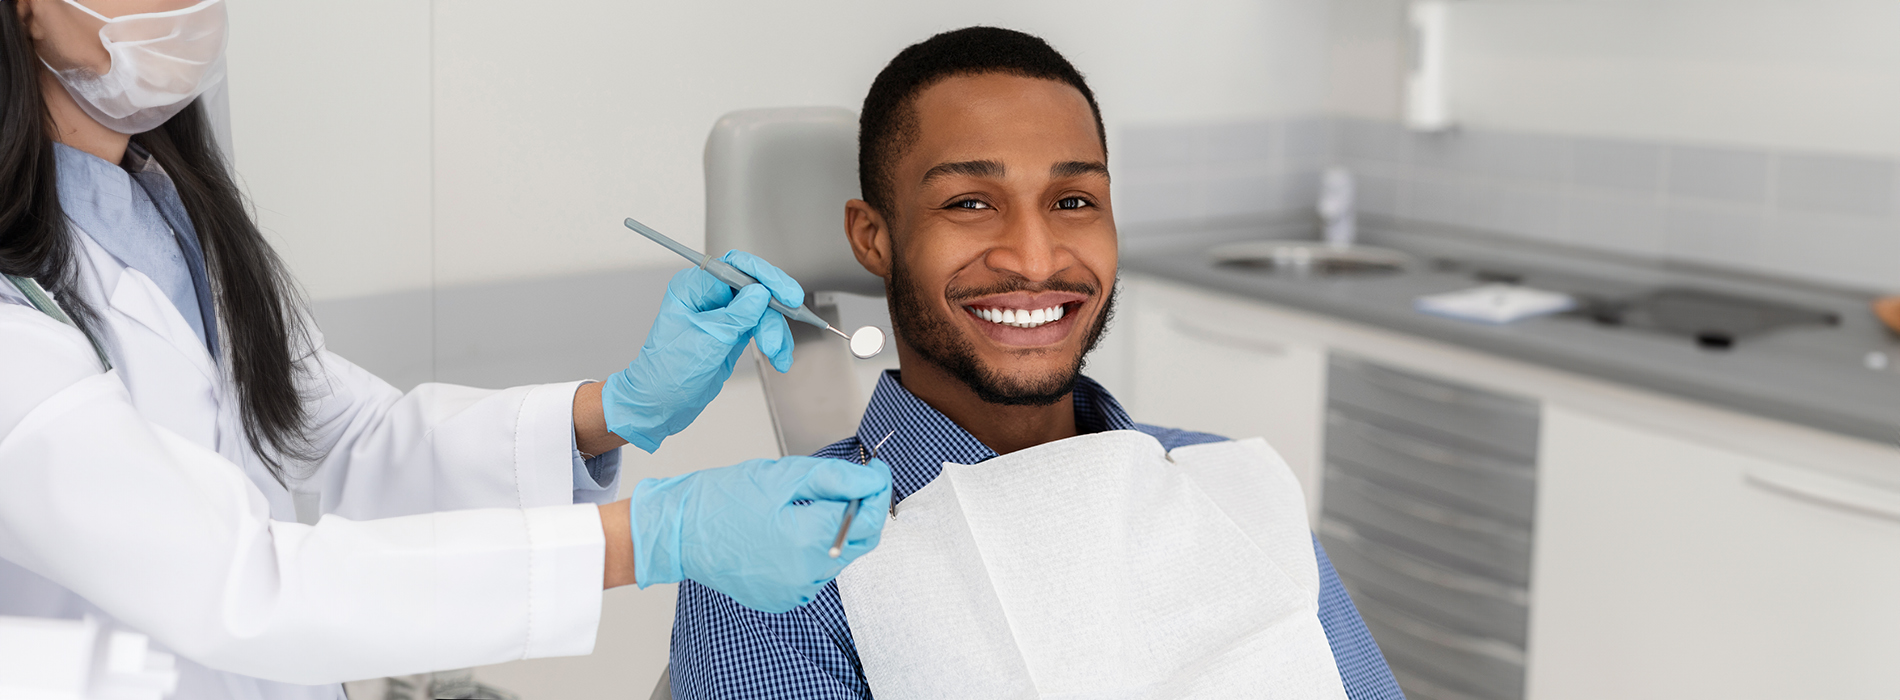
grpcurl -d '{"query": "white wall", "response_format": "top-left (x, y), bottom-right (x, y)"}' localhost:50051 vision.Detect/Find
top-left (226, 0), bottom-right (434, 301)
top-left (1443, 0), bottom-right (1900, 158)
top-left (1309, 0), bottom-right (1900, 292)
top-left (1319, 0), bottom-right (1900, 157)
top-left (1324, 0), bottom-right (1408, 121)
top-left (228, 0), bottom-right (1900, 298)
top-left (229, 0), bottom-right (1336, 302)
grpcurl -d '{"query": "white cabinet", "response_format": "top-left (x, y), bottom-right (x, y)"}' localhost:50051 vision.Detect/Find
top-left (1117, 274), bottom-right (1900, 699)
top-left (1528, 405), bottom-right (1900, 700)
top-left (1123, 280), bottom-right (1328, 522)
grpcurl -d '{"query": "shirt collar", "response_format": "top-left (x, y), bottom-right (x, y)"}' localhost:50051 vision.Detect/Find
top-left (52, 142), bottom-right (219, 355)
top-left (852, 370), bottom-right (1137, 503)
top-left (53, 142), bottom-right (145, 238)
top-left (121, 142), bottom-right (157, 173)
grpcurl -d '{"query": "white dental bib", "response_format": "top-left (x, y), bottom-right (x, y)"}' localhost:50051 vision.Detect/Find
top-left (838, 430), bottom-right (1347, 700)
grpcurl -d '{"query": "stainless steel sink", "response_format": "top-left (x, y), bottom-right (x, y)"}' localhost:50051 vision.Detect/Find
top-left (1571, 286), bottom-right (1839, 349)
top-left (1209, 241), bottom-right (1411, 276)
top-left (1441, 259), bottom-right (1842, 349)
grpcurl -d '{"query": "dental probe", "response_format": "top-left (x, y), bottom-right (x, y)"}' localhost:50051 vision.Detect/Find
top-left (831, 430), bottom-right (896, 558)
top-left (623, 217), bottom-right (886, 359)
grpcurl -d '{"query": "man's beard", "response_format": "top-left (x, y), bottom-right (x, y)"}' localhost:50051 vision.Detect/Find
top-left (886, 256), bottom-right (1116, 407)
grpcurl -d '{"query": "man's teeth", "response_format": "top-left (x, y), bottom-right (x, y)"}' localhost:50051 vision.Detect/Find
top-left (972, 305), bottom-right (1067, 328)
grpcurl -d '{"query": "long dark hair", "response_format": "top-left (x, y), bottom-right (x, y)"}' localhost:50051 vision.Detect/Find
top-left (1, 2), bottom-right (313, 481)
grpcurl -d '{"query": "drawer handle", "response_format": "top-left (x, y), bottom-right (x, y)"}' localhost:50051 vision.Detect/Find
top-left (1745, 463), bottom-right (1900, 523)
top-left (1357, 365), bottom-right (1469, 404)
top-left (1166, 314), bottom-right (1287, 356)
top-left (1334, 412), bottom-right (1529, 479)
top-left (1354, 593), bottom-right (1528, 665)
top-left (1353, 362), bottom-right (1521, 413)
top-left (1337, 472), bottom-right (1531, 544)
top-left (1321, 519), bottom-right (1529, 605)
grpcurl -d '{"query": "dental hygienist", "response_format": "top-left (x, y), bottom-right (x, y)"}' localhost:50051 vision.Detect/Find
top-left (0, 1), bottom-right (892, 698)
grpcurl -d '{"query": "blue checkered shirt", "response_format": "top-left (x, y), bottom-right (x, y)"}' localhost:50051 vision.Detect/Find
top-left (671, 372), bottom-right (1404, 699)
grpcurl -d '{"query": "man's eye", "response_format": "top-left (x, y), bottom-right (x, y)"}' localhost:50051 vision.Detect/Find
top-left (948, 199), bottom-right (993, 211)
top-left (1056, 196), bottom-right (1093, 210)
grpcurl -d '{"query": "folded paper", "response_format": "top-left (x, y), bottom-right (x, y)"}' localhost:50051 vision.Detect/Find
top-left (839, 431), bottom-right (1346, 700)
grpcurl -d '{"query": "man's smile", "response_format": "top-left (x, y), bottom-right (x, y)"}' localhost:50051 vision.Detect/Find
top-left (957, 291), bottom-right (1090, 347)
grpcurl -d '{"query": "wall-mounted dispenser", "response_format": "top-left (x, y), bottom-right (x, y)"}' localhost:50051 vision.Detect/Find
top-left (1405, 0), bottom-right (1455, 132)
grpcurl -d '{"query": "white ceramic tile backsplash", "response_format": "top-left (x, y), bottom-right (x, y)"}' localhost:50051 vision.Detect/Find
top-left (1116, 118), bottom-right (1321, 230)
top-left (1775, 154), bottom-right (1896, 219)
top-left (1567, 138), bottom-right (1663, 194)
top-left (1663, 202), bottom-right (1766, 271)
top-left (1564, 190), bottom-right (1666, 258)
top-left (1279, 117), bottom-right (1335, 168)
top-left (1116, 116), bottom-right (1900, 293)
top-left (1667, 145), bottom-right (1772, 205)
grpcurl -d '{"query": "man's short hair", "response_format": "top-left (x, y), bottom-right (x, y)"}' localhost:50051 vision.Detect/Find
top-left (858, 26), bottom-right (1108, 224)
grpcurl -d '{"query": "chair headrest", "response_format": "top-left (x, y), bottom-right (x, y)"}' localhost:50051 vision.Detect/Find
top-left (704, 107), bottom-right (883, 297)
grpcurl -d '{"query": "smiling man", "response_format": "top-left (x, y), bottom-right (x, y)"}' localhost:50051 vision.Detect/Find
top-left (668, 27), bottom-right (1404, 700)
top-left (852, 57), bottom-right (1119, 456)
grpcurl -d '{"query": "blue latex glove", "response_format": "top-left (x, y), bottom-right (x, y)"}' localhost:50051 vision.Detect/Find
top-left (603, 251), bottom-right (803, 452)
top-left (630, 456), bottom-right (894, 613)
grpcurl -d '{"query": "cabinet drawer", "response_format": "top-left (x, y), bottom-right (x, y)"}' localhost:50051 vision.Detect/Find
top-left (1320, 519), bottom-right (1529, 646)
top-left (1323, 471), bottom-right (1532, 586)
top-left (1326, 411), bottom-right (1536, 526)
top-left (1354, 593), bottom-right (1526, 700)
top-left (1390, 665), bottom-right (1492, 700)
top-left (1328, 355), bottom-right (1539, 460)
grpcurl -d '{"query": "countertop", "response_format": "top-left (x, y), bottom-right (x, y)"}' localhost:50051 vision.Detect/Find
top-left (1122, 219), bottom-right (1900, 448)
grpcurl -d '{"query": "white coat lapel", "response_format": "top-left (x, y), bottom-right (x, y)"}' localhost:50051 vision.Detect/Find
top-left (68, 229), bottom-right (224, 453)
top-left (75, 226), bottom-right (219, 385)
top-left (107, 269), bottom-right (218, 383)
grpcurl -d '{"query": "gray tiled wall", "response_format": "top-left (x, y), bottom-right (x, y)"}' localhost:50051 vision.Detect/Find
top-left (1115, 117), bottom-right (1900, 293)
top-left (1115, 117), bottom-right (1333, 230)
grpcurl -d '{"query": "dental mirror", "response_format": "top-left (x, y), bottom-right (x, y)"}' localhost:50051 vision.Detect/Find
top-left (847, 325), bottom-right (886, 359)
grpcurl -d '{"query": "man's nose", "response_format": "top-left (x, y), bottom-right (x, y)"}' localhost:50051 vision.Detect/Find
top-left (984, 209), bottom-right (1070, 282)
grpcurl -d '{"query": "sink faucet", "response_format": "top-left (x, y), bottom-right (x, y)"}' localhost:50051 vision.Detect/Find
top-left (1318, 166), bottom-right (1356, 249)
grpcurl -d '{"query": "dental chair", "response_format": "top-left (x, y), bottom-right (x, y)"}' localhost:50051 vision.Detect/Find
top-left (648, 107), bottom-right (892, 700)
top-left (704, 106), bottom-right (893, 457)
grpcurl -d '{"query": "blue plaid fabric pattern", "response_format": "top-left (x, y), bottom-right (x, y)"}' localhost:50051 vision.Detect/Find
top-left (671, 372), bottom-right (1404, 699)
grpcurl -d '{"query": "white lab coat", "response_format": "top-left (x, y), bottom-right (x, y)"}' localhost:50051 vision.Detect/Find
top-left (0, 228), bottom-right (618, 700)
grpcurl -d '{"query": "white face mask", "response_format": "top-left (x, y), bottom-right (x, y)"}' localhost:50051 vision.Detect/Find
top-left (42, 0), bottom-right (228, 135)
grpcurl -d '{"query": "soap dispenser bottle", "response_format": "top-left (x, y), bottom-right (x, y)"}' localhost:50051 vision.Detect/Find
top-left (1318, 166), bottom-right (1357, 250)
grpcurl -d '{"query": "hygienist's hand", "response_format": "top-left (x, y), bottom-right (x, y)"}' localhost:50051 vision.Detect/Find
top-left (602, 251), bottom-right (802, 452)
top-left (629, 455), bottom-right (893, 613)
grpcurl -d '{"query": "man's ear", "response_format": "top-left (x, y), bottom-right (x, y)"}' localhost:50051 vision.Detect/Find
top-left (844, 199), bottom-right (894, 279)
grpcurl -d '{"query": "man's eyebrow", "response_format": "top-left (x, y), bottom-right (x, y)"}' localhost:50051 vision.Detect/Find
top-left (920, 160), bottom-right (1004, 186)
top-left (1051, 160), bottom-right (1110, 180)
